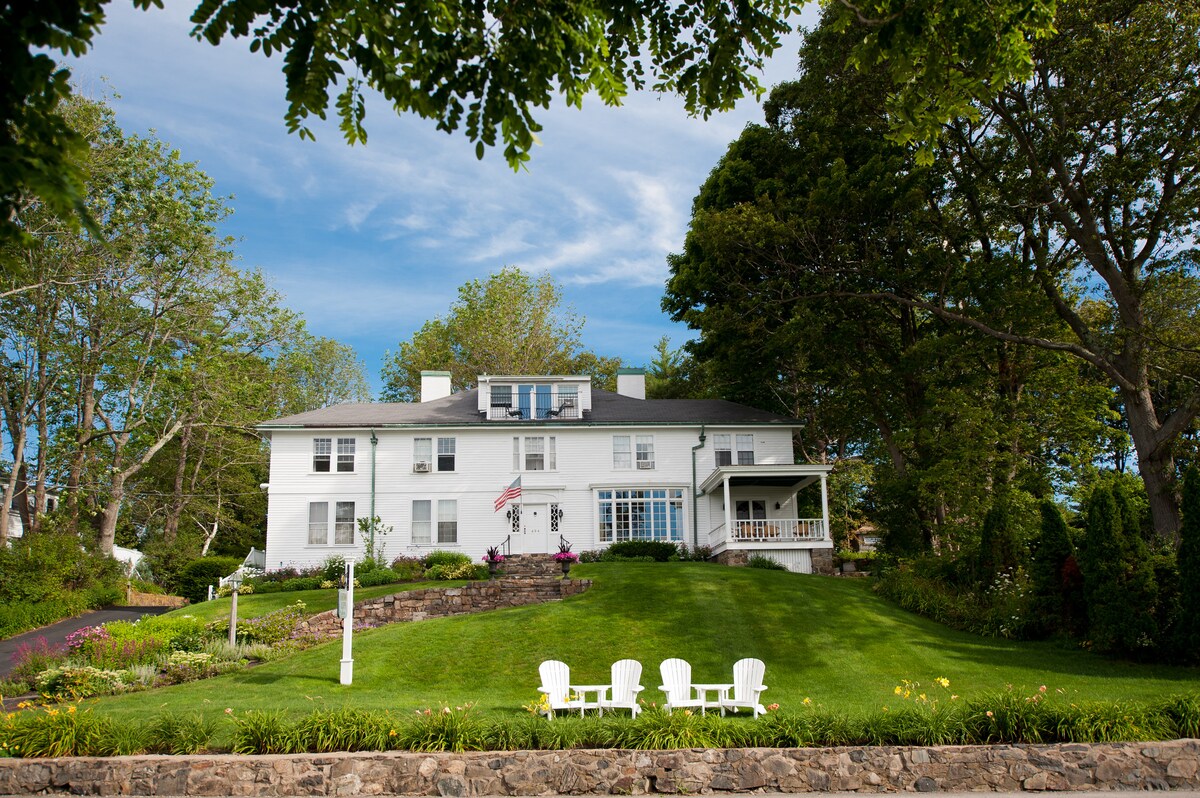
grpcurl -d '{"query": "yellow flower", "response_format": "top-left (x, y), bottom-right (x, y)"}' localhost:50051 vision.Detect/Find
top-left (802, 697), bottom-right (812, 706)
top-left (893, 686), bottom-right (902, 695)
top-left (936, 677), bottom-right (950, 688)
top-left (67, 706), bottom-right (77, 714)
top-left (918, 693), bottom-right (927, 702)
top-left (389, 729), bottom-right (397, 737)
top-left (903, 690), bottom-right (911, 699)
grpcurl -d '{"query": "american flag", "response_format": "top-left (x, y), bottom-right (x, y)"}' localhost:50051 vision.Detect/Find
top-left (494, 476), bottom-right (522, 512)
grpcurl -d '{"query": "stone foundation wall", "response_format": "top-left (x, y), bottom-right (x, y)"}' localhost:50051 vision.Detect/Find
top-left (715, 549), bottom-right (750, 567)
top-left (299, 577), bottom-right (591, 637)
top-left (810, 548), bottom-right (835, 575)
top-left (2, 740), bottom-right (1197, 795)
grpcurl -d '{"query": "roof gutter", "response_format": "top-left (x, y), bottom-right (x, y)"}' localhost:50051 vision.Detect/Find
top-left (691, 425), bottom-right (706, 549)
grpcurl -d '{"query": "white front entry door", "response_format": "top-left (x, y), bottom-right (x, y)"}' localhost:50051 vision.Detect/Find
top-left (521, 504), bottom-right (550, 553)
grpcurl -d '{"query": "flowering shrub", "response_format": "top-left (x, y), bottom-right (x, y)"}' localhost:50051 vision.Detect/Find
top-left (159, 651), bottom-right (242, 685)
top-left (425, 562), bottom-right (486, 580)
top-left (215, 582), bottom-right (256, 598)
top-left (36, 666), bottom-right (132, 701)
top-left (483, 546), bottom-right (505, 564)
top-left (7, 637), bottom-right (68, 684)
top-left (206, 601), bottom-right (308, 645)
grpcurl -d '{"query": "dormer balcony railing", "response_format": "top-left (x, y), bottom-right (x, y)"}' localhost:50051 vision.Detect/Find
top-left (487, 392), bottom-right (580, 421)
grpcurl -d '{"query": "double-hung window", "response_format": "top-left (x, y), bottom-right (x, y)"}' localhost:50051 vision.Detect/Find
top-left (336, 438), bottom-right (356, 472)
top-left (308, 500), bottom-right (355, 544)
top-left (437, 437), bottom-right (456, 471)
top-left (308, 502), bottom-right (328, 543)
top-left (714, 434), bottom-right (754, 466)
top-left (636, 435), bottom-right (655, 469)
top-left (438, 500), bottom-right (458, 543)
top-left (313, 439), bottom-right (331, 472)
top-left (736, 434), bottom-right (755, 465)
top-left (613, 435), bottom-right (631, 469)
top-left (414, 437), bottom-right (432, 470)
top-left (513, 436), bottom-right (556, 471)
top-left (411, 500), bottom-right (431, 544)
top-left (334, 501), bottom-right (355, 543)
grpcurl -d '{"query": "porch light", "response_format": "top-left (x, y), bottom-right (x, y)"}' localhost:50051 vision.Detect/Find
top-left (775, 502), bottom-right (781, 510)
top-left (554, 507), bottom-right (565, 522)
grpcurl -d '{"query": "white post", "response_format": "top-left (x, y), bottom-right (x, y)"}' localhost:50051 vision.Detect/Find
top-left (722, 476), bottom-right (733, 545)
top-left (820, 472), bottom-right (831, 540)
top-left (228, 586), bottom-right (239, 646)
top-left (340, 560), bottom-right (355, 685)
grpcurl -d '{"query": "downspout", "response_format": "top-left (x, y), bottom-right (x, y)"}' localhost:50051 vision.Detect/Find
top-left (369, 429), bottom-right (378, 559)
top-left (691, 425), bottom-right (706, 548)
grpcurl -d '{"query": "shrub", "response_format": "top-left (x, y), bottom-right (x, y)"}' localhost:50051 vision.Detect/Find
top-left (390, 556), bottom-right (425, 580)
top-left (36, 666), bottom-right (132, 701)
top-left (605, 541), bottom-right (679, 561)
top-left (357, 567), bottom-right (402, 587)
top-left (397, 704), bottom-right (488, 752)
top-left (228, 710), bottom-right (294, 755)
top-left (7, 637), bottom-right (69, 684)
top-left (1081, 486), bottom-right (1159, 656)
top-left (321, 556), bottom-right (347, 582)
top-left (747, 555), bottom-right (786, 571)
top-left (290, 708), bottom-right (391, 752)
top-left (206, 601), bottom-right (308, 645)
top-left (176, 556), bottom-right (243, 604)
top-left (425, 562), bottom-right (486, 580)
top-left (0, 705), bottom-right (122, 757)
top-left (1175, 466), bottom-right (1200, 663)
top-left (423, 550), bottom-right (472, 568)
top-left (145, 713), bottom-right (217, 754)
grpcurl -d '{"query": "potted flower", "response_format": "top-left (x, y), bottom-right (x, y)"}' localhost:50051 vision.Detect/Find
top-left (483, 546), bottom-right (505, 577)
top-left (553, 542), bottom-right (579, 575)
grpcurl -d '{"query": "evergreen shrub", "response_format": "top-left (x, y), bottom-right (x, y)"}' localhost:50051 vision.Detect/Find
top-left (176, 557), bottom-right (243, 604)
top-left (605, 541), bottom-right (679, 561)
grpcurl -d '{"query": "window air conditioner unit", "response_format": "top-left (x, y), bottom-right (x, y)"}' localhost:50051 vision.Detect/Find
top-left (413, 461), bottom-right (431, 473)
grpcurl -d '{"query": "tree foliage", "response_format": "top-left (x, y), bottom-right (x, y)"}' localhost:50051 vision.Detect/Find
top-left (0, 95), bottom-right (369, 560)
top-left (380, 268), bottom-right (620, 402)
top-left (4, 0), bottom-right (1062, 241)
top-left (666, 0), bottom-right (1200, 545)
top-left (1176, 467), bottom-right (1200, 662)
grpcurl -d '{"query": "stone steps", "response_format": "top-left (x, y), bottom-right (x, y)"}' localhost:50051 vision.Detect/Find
top-left (495, 553), bottom-right (568, 579)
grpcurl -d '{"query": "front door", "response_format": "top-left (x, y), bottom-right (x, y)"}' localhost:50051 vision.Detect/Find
top-left (521, 503), bottom-right (550, 553)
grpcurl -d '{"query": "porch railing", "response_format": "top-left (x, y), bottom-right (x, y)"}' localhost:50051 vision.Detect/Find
top-left (709, 518), bottom-right (827, 547)
top-left (487, 393), bottom-right (580, 421)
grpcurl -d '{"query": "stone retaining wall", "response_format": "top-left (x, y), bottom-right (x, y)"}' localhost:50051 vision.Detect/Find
top-left (299, 577), bottom-right (591, 637)
top-left (124, 589), bottom-right (188, 608)
top-left (2, 740), bottom-right (1197, 795)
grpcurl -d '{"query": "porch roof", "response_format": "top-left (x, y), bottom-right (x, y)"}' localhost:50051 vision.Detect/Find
top-left (698, 464), bottom-right (833, 495)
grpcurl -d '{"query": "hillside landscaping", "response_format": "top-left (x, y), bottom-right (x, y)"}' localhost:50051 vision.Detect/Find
top-left (3, 562), bottom-right (1195, 756)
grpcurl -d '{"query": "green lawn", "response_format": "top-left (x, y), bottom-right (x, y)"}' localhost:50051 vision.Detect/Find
top-left (92, 563), bottom-right (1199, 723)
top-left (168, 580), bottom-right (469, 623)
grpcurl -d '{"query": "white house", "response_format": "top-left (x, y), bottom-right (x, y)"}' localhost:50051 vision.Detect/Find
top-left (258, 370), bottom-right (835, 574)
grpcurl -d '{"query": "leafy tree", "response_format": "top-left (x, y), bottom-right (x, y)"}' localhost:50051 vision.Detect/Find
top-left (272, 333), bottom-right (372, 414)
top-left (4, 0), bottom-right (1060, 241)
top-left (645, 336), bottom-right (711, 400)
top-left (664, 16), bottom-right (1114, 554)
top-left (380, 268), bottom-right (620, 401)
top-left (669, 0), bottom-right (1200, 542)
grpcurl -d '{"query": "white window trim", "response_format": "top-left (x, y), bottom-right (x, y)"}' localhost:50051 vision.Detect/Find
top-left (513, 435), bottom-right (557, 472)
top-left (437, 437), bottom-right (456, 472)
top-left (612, 435), bottom-right (631, 470)
top-left (313, 438), bottom-right (332, 473)
top-left (336, 437), bottom-right (356, 473)
top-left (635, 434), bottom-right (655, 470)
top-left (307, 499), bottom-right (357, 546)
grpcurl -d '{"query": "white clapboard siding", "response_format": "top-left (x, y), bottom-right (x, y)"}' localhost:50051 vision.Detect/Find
top-left (263, 420), bottom-right (801, 569)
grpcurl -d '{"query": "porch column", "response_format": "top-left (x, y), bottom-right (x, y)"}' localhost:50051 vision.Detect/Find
top-left (820, 472), bottom-right (830, 541)
top-left (723, 475), bottom-right (733, 547)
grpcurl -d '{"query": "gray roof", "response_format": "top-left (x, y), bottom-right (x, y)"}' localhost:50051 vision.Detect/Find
top-left (259, 389), bottom-right (798, 429)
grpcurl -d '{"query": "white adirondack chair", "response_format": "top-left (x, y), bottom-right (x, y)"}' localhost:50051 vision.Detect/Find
top-left (718, 658), bottom-right (768, 718)
top-left (597, 659), bottom-right (644, 717)
top-left (537, 660), bottom-right (581, 719)
top-left (658, 658), bottom-right (704, 714)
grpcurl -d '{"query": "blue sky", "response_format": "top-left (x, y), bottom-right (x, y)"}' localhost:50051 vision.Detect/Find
top-left (67, 3), bottom-right (816, 394)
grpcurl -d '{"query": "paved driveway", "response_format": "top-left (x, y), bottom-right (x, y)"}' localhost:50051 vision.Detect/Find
top-left (0, 605), bottom-right (173, 678)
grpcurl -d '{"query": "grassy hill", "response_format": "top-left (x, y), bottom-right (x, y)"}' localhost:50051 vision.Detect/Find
top-left (92, 562), bottom-right (1199, 723)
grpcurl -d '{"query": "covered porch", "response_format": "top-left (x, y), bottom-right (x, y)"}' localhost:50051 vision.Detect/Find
top-left (698, 464), bottom-right (835, 574)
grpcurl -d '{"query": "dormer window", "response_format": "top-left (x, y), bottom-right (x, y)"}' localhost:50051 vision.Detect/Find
top-left (486, 381), bottom-right (582, 420)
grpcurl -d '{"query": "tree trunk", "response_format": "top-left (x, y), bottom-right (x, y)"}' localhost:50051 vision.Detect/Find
top-left (1124, 384), bottom-right (1181, 542)
top-left (97, 473), bottom-right (125, 556)
top-left (163, 421), bottom-right (194, 544)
